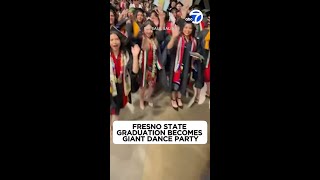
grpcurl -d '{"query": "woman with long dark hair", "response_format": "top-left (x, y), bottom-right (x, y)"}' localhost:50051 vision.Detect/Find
top-left (110, 26), bottom-right (140, 133)
top-left (169, 0), bottom-right (177, 10)
top-left (136, 19), bottom-right (165, 109)
top-left (110, 5), bottom-right (118, 29)
top-left (125, 8), bottom-right (146, 44)
top-left (165, 19), bottom-right (199, 110)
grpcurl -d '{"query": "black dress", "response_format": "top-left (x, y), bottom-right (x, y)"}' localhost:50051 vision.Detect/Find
top-left (162, 37), bottom-right (194, 96)
top-left (110, 49), bottom-right (139, 115)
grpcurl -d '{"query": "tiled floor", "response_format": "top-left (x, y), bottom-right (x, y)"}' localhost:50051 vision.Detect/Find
top-left (110, 87), bottom-right (210, 180)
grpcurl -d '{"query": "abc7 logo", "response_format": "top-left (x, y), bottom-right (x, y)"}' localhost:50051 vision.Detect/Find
top-left (189, 10), bottom-right (203, 24)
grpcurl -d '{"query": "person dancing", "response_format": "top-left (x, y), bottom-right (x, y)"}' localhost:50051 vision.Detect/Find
top-left (166, 19), bottom-right (198, 110)
top-left (110, 26), bottom-right (140, 133)
top-left (136, 19), bottom-right (165, 109)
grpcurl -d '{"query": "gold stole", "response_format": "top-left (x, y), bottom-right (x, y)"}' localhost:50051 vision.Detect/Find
top-left (204, 31), bottom-right (210, 50)
top-left (132, 21), bottom-right (140, 38)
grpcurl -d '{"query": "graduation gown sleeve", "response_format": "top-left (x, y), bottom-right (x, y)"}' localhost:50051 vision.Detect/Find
top-left (125, 21), bottom-right (134, 42)
top-left (125, 50), bottom-right (139, 93)
top-left (155, 30), bottom-right (165, 44)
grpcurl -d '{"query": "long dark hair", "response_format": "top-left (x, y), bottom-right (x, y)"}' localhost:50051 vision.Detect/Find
top-left (177, 19), bottom-right (196, 38)
top-left (140, 19), bottom-right (157, 38)
top-left (134, 8), bottom-right (145, 23)
top-left (110, 31), bottom-right (127, 53)
top-left (139, 20), bottom-right (159, 50)
top-left (110, 9), bottom-right (118, 26)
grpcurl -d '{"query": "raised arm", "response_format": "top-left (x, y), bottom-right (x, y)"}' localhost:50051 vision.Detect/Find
top-left (131, 44), bottom-right (140, 74)
top-left (180, 1), bottom-right (191, 19)
top-left (118, 9), bottom-right (128, 22)
top-left (125, 20), bottom-right (133, 40)
top-left (125, 44), bottom-right (140, 93)
top-left (167, 25), bottom-right (180, 50)
top-left (155, 9), bottom-right (166, 44)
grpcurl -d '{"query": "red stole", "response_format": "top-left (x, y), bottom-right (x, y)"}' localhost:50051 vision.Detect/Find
top-left (172, 36), bottom-right (197, 84)
top-left (111, 52), bottom-right (121, 77)
top-left (111, 52), bottom-right (128, 106)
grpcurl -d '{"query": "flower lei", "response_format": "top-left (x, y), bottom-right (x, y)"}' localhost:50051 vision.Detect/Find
top-left (139, 39), bottom-right (157, 87)
top-left (151, 40), bottom-right (157, 78)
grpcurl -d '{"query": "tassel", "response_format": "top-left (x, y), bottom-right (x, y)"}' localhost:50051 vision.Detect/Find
top-left (204, 31), bottom-right (210, 50)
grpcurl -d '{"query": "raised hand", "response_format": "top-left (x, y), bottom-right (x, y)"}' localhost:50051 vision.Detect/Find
top-left (131, 44), bottom-right (141, 57)
top-left (158, 3), bottom-right (163, 12)
top-left (181, 0), bottom-right (192, 18)
top-left (121, 9), bottom-right (128, 17)
top-left (159, 10), bottom-right (166, 21)
top-left (172, 25), bottom-right (180, 38)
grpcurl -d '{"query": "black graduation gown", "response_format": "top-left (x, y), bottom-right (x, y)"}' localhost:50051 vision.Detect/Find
top-left (192, 29), bottom-right (210, 88)
top-left (191, 29), bottom-right (210, 89)
top-left (197, 29), bottom-right (210, 63)
top-left (125, 21), bottom-right (143, 45)
top-left (160, 37), bottom-right (194, 96)
top-left (110, 49), bottom-right (139, 115)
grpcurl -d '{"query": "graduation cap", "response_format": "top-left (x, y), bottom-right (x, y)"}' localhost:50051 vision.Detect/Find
top-left (152, 4), bottom-right (158, 10)
top-left (110, 26), bottom-right (128, 44)
top-left (134, 8), bottom-right (145, 15)
top-left (175, 17), bottom-right (194, 29)
top-left (116, 18), bottom-right (128, 30)
top-left (110, 4), bottom-right (117, 13)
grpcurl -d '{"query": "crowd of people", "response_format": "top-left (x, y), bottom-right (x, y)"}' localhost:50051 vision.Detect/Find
top-left (109, 0), bottom-right (211, 132)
